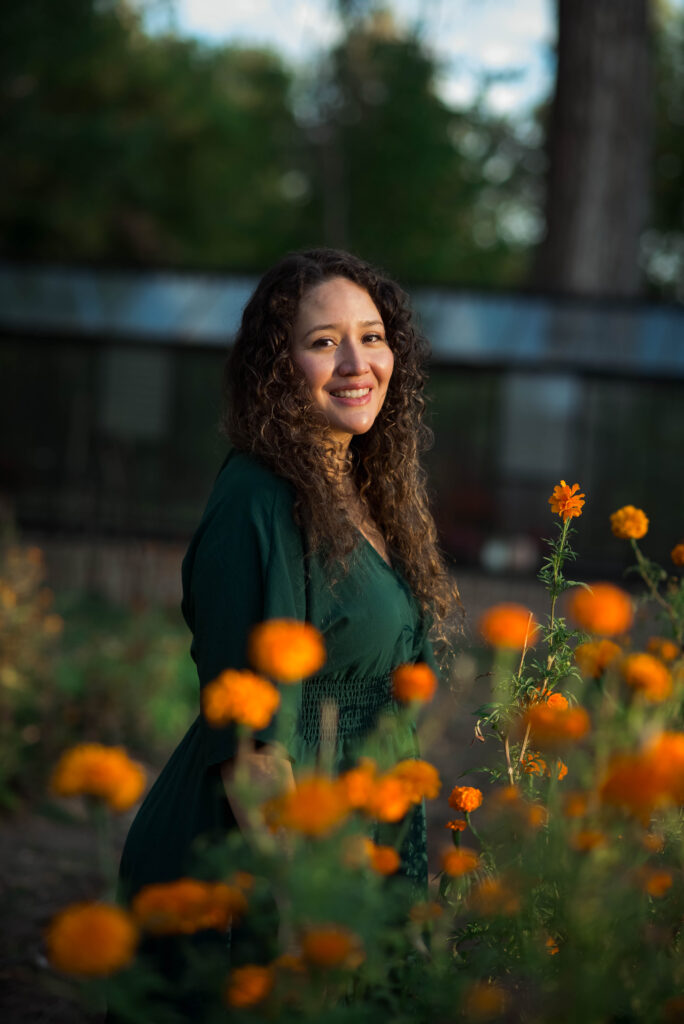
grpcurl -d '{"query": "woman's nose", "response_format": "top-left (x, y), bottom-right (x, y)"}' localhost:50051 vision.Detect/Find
top-left (337, 338), bottom-right (369, 375)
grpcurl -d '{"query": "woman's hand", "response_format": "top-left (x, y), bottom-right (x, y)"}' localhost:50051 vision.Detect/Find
top-left (220, 743), bottom-right (295, 844)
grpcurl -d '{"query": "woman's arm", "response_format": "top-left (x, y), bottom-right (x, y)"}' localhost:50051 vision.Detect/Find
top-left (185, 464), bottom-right (307, 769)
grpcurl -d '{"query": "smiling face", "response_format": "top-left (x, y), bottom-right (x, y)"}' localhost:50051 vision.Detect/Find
top-left (291, 276), bottom-right (394, 450)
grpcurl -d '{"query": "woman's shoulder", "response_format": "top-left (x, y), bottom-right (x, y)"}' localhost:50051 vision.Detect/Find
top-left (202, 448), bottom-right (296, 531)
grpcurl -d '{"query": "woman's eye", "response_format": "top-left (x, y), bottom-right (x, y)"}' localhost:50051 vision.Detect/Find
top-left (363, 333), bottom-right (385, 343)
top-left (312, 337), bottom-right (335, 348)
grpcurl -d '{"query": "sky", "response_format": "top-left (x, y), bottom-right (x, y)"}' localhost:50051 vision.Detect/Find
top-left (139, 0), bottom-right (557, 115)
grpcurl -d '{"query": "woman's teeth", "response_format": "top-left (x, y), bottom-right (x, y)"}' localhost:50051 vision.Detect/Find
top-left (331, 388), bottom-right (371, 398)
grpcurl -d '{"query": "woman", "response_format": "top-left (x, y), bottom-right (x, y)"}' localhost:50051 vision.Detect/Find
top-left (117, 247), bottom-right (458, 947)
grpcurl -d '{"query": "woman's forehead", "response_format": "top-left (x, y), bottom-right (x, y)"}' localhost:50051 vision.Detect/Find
top-left (296, 277), bottom-right (382, 328)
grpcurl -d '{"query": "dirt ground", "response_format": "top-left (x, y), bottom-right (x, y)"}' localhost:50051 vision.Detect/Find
top-left (0, 807), bottom-right (130, 1024)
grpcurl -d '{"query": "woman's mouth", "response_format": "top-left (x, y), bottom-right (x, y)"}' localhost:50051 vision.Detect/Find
top-left (329, 387), bottom-right (372, 405)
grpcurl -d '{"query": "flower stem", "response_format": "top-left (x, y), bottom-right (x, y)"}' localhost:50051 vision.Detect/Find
top-left (631, 539), bottom-right (681, 641)
top-left (503, 734), bottom-right (515, 785)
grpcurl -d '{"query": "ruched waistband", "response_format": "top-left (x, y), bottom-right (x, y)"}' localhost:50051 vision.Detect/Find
top-left (297, 672), bottom-right (396, 746)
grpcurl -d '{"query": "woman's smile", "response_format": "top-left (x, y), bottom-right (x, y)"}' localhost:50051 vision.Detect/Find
top-left (328, 386), bottom-right (372, 404)
top-left (291, 276), bottom-right (394, 448)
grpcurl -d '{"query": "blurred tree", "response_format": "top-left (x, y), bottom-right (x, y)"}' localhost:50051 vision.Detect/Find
top-left (534, 0), bottom-right (652, 297)
top-left (0, 0), bottom-right (315, 268)
top-left (303, 9), bottom-right (543, 286)
top-left (643, 2), bottom-right (684, 300)
top-left (5, 0), bottom-right (679, 297)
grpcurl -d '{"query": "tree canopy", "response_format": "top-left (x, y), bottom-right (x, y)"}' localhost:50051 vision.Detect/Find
top-left (1, 0), bottom-right (681, 296)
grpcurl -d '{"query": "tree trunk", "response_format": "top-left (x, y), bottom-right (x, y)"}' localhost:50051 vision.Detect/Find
top-left (535, 0), bottom-right (652, 297)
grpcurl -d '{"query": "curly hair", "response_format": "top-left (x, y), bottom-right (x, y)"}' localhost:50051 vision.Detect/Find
top-left (222, 248), bottom-right (460, 640)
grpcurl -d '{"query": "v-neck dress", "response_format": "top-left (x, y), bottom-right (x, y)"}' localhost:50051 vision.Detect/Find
top-left (118, 450), bottom-right (436, 902)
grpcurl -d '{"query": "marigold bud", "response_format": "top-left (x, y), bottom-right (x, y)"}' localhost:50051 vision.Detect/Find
top-left (248, 619), bottom-right (325, 683)
top-left (568, 584), bottom-right (633, 637)
top-left (621, 653), bottom-right (672, 703)
top-left (392, 662), bottom-right (437, 703)
top-left (670, 543), bottom-right (684, 567)
top-left (46, 902), bottom-right (138, 977)
top-left (202, 669), bottom-right (280, 730)
top-left (610, 505), bottom-right (649, 540)
top-left (448, 785), bottom-right (483, 813)
top-left (441, 847), bottom-right (480, 876)
top-left (479, 604), bottom-right (539, 650)
top-left (225, 965), bottom-right (274, 1007)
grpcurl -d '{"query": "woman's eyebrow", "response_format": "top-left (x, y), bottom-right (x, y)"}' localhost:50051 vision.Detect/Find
top-left (303, 319), bottom-right (384, 339)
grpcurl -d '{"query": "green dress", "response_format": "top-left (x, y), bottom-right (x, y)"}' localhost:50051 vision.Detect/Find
top-left (118, 450), bottom-right (435, 902)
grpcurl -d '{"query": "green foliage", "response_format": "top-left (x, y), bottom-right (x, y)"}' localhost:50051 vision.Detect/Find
top-left (39, 488), bottom-right (684, 1020)
top-left (0, 542), bottom-right (195, 809)
top-left (628, 536), bottom-right (684, 646)
top-left (304, 15), bottom-right (541, 286)
top-left (1, 0), bottom-right (542, 286)
top-left (1, 0), bottom-right (312, 268)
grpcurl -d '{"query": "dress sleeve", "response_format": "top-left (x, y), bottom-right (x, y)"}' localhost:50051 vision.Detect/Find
top-left (184, 477), bottom-right (307, 766)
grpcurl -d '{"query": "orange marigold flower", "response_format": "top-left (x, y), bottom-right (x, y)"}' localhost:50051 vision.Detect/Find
top-left (522, 752), bottom-right (547, 776)
top-left (546, 692), bottom-right (568, 711)
top-left (202, 669), bottom-right (280, 730)
top-left (390, 759), bottom-right (441, 801)
top-left (479, 603), bottom-right (539, 650)
top-left (599, 752), bottom-right (672, 821)
top-left (448, 785), bottom-right (483, 814)
top-left (409, 901), bottom-right (443, 924)
top-left (471, 877), bottom-right (520, 915)
top-left (574, 639), bottom-right (622, 678)
top-left (571, 829), bottom-right (607, 852)
top-left (644, 731), bottom-right (684, 802)
top-left (300, 925), bottom-right (364, 969)
top-left (646, 636), bottom-right (680, 663)
top-left (610, 505), bottom-right (649, 540)
top-left (365, 840), bottom-right (400, 875)
top-left (523, 704), bottom-right (590, 749)
top-left (621, 653), bottom-right (672, 703)
top-left (441, 847), bottom-right (480, 876)
top-left (640, 869), bottom-right (673, 898)
top-left (46, 902), bottom-right (138, 977)
top-left (50, 744), bottom-right (146, 812)
top-left (248, 619), bottom-right (325, 683)
top-left (548, 480), bottom-right (585, 521)
top-left (555, 758), bottom-right (568, 780)
top-left (445, 818), bottom-right (467, 831)
top-left (226, 965), bottom-right (274, 1007)
top-left (463, 981), bottom-right (509, 1020)
top-left (545, 935), bottom-right (560, 955)
top-left (392, 662), bottom-right (437, 703)
top-left (670, 543), bottom-right (684, 568)
top-left (526, 804), bottom-right (548, 829)
top-left (568, 583), bottom-right (633, 637)
top-left (339, 758), bottom-right (377, 808)
top-left (132, 879), bottom-right (246, 935)
top-left (363, 774), bottom-right (413, 822)
top-left (563, 791), bottom-right (589, 818)
top-left (262, 775), bottom-right (350, 836)
top-left (490, 785), bottom-right (522, 808)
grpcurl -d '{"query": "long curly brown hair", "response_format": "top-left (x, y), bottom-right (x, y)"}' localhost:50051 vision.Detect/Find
top-left (222, 248), bottom-right (460, 640)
